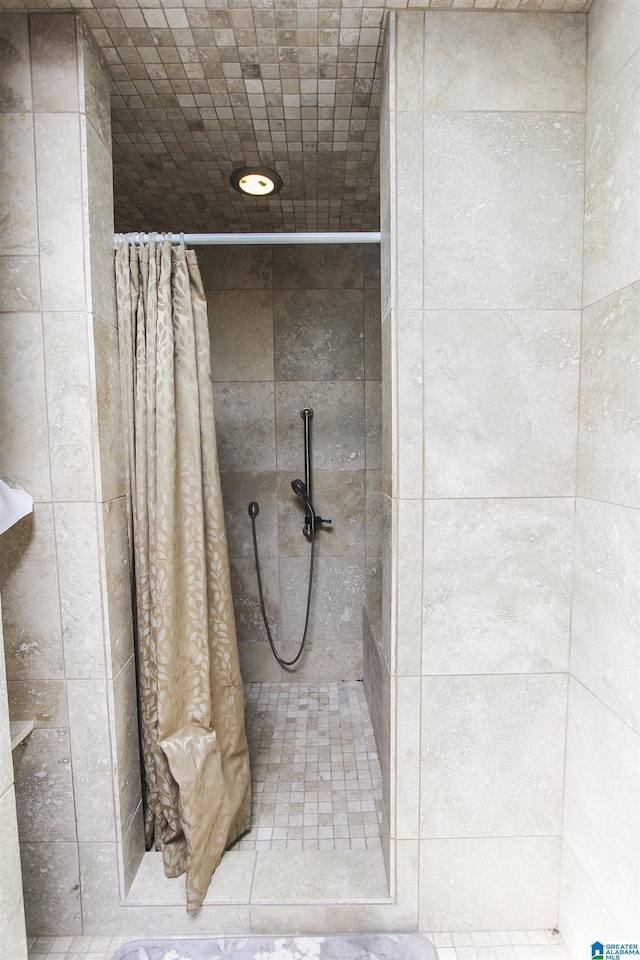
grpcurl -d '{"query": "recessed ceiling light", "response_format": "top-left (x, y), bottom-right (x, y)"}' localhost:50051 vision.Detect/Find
top-left (230, 166), bottom-right (283, 197)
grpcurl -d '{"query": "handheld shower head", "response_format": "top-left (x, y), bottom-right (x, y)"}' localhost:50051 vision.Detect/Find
top-left (291, 479), bottom-right (307, 499)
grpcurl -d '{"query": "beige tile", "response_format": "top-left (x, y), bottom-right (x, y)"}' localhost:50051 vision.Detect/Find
top-left (0, 604), bottom-right (12, 797)
top-left (230, 557), bottom-right (280, 647)
top-left (0, 14), bottom-right (32, 112)
top-left (208, 289), bottom-right (274, 381)
top-left (221, 471), bottom-right (278, 560)
top-left (67, 679), bottom-right (116, 842)
top-left (363, 617), bottom-right (391, 828)
top-left (272, 244), bottom-right (363, 289)
top-left (85, 122), bottom-right (116, 326)
top-left (571, 499), bottom-right (640, 734)
top-left (395, 498), bottom-right (423, 678)
top-left (365, 380), bottom-right (382, 471)
top-left (30, 14), bottom-right (78, 113)
top-left (381, 312), bottom-right (393, 498)
top-left (277, 469), bottom-right (365, 559)
top-left (35, 114), bottom-right (85, 312)
top-left (423, 113), bottom-right (584, 310)
top-left (121, 801), bottom-right (144, 895)
top-left (421, 675), bottom-right (567, 839)
top-left (584, 50), bottom-right (640, 308)
top-left (279, 556), bottom-right (365, 646)
top-left (213, 382), bottom-right (276, 474)
top-left (397, 310), bottom-right (423, 498)
top-left (112, 655), bottom-right (143, 838)
top-left (559, 842), bottom-right (627, 960)
top-left (273, 289), bottom-right (364, 381)
top-left (395, 676), bottom-right (420, 839)
top-left (0, 313), bottom-right (51, 501)
top-left (0, 256), bottom-right (40, 312)
top-left (0, 787), bottom-right (28, 960)
top-left (93, 316), bottom-right (126, 502)
top-left (43, 312), bottom-right (95, 501)
top-left (237, 639), bottom-right (283, 682)
top-left (380, 493), bottom-right (393, 673)
top-left (587, 0), bottom-right (640, 106)
top-left (395, 115), bottom-right (423, 310)
top-left (0, 113), bottom-right (37, 256)
top-left (423, 11), bottom-right (586, 111)
top-left (395, 12), bottom-right (424, 111)
top-left (275, 381), bottom-right (365, 472)
top-left (0, 503), bottom-right (64, 681)
top-left (365, 469), bottom-right (383, 559)
top-left (278, 638), bottom-right (363, 681)
top-left (101, 498), bottom-right (134, 679)
top-left (423, 311), bottom-right (580, 497)
top-left (79, 18), bottom-right (111, 151)
top-left (364, 287), bottom-right (381, 381)
top-left (127, 848), bottom-right (255, 905)
top-left (7, 679), bottom-right (68, 728)
top-left (578, 281), bottom-right (640, 507)
top-left (422, 498), bottom-right (573, 675)
top-left (380, 109), bottom-right (394, 324)
top-left (563, 678), bottom-right (640, 932)
top-left (54, 501), bottom-right (106, 678)
top-left (364, 244), bottom-right (380, 291)
top-left (13, 728), bottom-right (77, 841)
top-left (250, 848), bottom-right (387, 902)
top-left (418, 836), bottom-right (562, 931)
top-left (20, 842), bottom-right (81, 937)
top-left (199, 245), bottom-right (272, 290)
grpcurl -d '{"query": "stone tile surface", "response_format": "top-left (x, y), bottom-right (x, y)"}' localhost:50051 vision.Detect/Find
top-left (0, 787), bottom-right (28, 960)
top-left (221, 471), bottom-right (278, 559)
top-left (0, 256), bottom-right (40, 312)
top-left (199, 246), bottom-right (272, 291)
top-left (578, 281), bottom-right (640, 507)
top-left (423, 310), bottom-right (580, 498)
top-left (275, 381), bottom-right (365, 472)
top-left (213, 381), bottom-right (276, 474)
top-left (30, 14), bottom-right (78, 113)
top-left (112, 655), bottom-right (143, 838)
top-left (423, 11), bottom-right (586, 111)
top-left (423, 113), bottom-right (584, 310)
top-left (101, 498), bottom-right (134, 679)
top-left (277, 469), bottom-right (365, 558)
top-left (230, 557), bottom-right (280, 646)
top-left (8, 680), bottom-right (68, 729)
top-left (279, 557), bottom-right (365, 646)
top-left (422, 498), bottom-right (573, 676)
top-left (208, 290), bottom-right (274, 382)
top-left (587, 0), bottom-right (640, 106)
top-left (86, 124), bottom-right (116, 327)
top-left (67, 679), bottom-right (116, 843)
top-left (0, 14), bottom-right (31, 112)
top-left (93, 317), bottom-right (125, 502)
top-left (273, 289), bottom-right (364, 382)
top-left (20, 842), bottom-right (82, 937)
top-left (13, 728), bottom-right (77, 842)
top-left (0, 112), bottom-right (37, 256)
top-left (272, 244), bottom-right (363, 290)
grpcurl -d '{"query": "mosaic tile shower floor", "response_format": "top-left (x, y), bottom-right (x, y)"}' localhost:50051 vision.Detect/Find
top-left (230, 680), bottom-right (384, 852)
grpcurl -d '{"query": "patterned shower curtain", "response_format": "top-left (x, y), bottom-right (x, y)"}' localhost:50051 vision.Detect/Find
top-left (115, 239), bottom-right (251, 913)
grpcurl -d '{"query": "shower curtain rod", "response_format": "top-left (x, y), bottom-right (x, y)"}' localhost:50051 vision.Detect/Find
top-left (113, 231), bottom-right (381, 248)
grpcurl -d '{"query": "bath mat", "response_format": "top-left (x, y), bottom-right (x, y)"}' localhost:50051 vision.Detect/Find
top-left (111, 934), bottom-right (436, 960)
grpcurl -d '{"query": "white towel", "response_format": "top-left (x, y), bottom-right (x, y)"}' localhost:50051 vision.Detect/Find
top-left (0, 479), bottom-right (33, 535)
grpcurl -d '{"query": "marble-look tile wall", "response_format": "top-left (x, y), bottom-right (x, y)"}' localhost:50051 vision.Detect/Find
top-left (379, 9), bottom-right (585, 932)
top-left (199, 243), bottom-right (382, 683)
top-left (560, 1), bottom-right (640, 955)
top-left (0, 14), bottom-right (140, 936)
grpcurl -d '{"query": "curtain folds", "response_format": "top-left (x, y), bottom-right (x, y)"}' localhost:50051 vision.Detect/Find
top-left (115, 240), bottom-right (251, 913)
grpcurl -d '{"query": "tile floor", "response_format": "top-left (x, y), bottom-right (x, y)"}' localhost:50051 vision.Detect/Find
top-left (27, 930), bottom-right (573, 960)
top-left (230, 680), bottom-right (384, 851)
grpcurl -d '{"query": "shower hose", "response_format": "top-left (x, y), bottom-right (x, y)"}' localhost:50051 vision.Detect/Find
top-left (248, 493), bottom-right (316, 668)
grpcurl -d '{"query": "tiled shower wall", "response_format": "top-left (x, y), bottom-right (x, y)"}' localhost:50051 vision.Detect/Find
top-left (560, 0), bottom-right (640, 954)
top-left (198, 243), bottom-right (382, 683)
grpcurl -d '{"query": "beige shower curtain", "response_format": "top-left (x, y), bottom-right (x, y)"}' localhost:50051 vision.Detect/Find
top-left (115, 239), bottom-right (251, 913)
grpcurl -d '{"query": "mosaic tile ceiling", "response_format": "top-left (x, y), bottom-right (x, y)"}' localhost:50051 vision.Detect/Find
top-left (4, 0), bottom-right (592, 232)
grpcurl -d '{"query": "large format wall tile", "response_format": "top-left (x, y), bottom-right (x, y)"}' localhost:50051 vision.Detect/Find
top-left (559, 842), bottom-right (628, 960)
top-left (571, 499), bottom-right (640, 733)
top-left (275, 381), bottom-right (365, 471)
top-left (0, 504), bottom-right (64, 681)
top-left (0, 112), bottom-right (37, 256)
top-left (199, 245), bottom-right (272, 290)
top-left (0, 15), bottom-right (32, 112)
top-left (213, 382), bottom-right (276, 473)
top-left (423, 310), bottom-right (580, 498)
top-left (277, 639), bottom-right (363, 681)
top-left (112, 655), bottom-right (143, 839)
top-left (0, 256), bottom-right (40, 312)
top-left (35, 114), bottom-right (85, 312)
top-left (277, 469), bottom-right (365, 559)
top-left (273, 290), bottom-right (363, 381)
top-left (101, 497), bottom-right (134, 679)
top-left (364, 288), bottom-right (382, 381)
top-left (67, 679), bottom-right (116, 842)
top-left (30, 14), bottom-right (78, 113)
top-left (272, 244), bottom-right (363, 290)
top-left (86, 123), bottom-right (116, 328)
top-left (93, 316), bottom-right (126, 502)
top-left (0, 787), bottom-right (28, 959)
top-left (563, 678), bottom-right (640, 932)
top-left (13, 728), bottom-right (77, 842)
top-left (279, 557), bottom-right (365, 645)
top-left (422, 498), bottom-right (573, 676)
top-left (20, 842), bottom-right (81, 936)
top-left (221, 471), bottom-right (278, 559)
top-left (230, 557), bottom-right (280, 645)
top-left (578, 281), bottom-right (640, 507)
top-left (587, 0), bottom-right (640, 107)
top-left (420, 675), bottom-right (567, 840)
top-left (584, 50), bottom-right (640, 308)
top-left (7, 679), bottom-right (68, 729)
top-left (419, 836), bottom-right (561, 931)
top-left (423, 113), bottom-right (584, 310)
top-left (208, 290), bottom-right (274, 382)
top-left (0, 313), bottom-right (51, 501)
top-left (423, 12), bottom-right (586, 112)
top-left (79, 19), bottom-right (112, 151)
top-left (395, 114), bottom-right (423, 311)
top-left (43, 312), bottom-right (96, 502)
